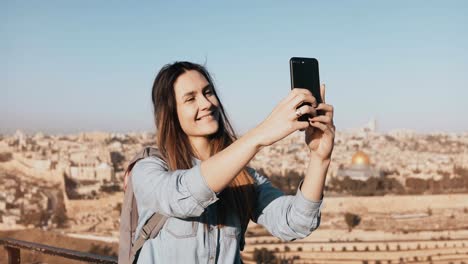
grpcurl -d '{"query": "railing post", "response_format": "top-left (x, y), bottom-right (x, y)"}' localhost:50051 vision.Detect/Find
top-left (5, 246), bottom-right (21, 264)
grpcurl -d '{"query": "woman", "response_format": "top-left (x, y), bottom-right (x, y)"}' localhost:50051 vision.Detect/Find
top-left (131, 61), bottom-right (335, 263)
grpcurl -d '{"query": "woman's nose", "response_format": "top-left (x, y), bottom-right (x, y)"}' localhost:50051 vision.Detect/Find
top-left (198, 95), bottom-right (213, 109)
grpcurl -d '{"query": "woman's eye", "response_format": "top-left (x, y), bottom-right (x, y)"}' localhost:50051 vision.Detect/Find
top-left (186, 98), bottom-right (194, 102)
top-left (205, 90), bottom-right (213, 95)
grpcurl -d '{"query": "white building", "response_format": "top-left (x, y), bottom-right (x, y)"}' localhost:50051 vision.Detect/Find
top-left (69, 162), bottom-right (114, 182)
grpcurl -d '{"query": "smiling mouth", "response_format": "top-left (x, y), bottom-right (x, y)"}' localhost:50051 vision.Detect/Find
top-left (197, 114), bottom-right (213, 121)
top-left (197, 112), bottom-right (216, 121)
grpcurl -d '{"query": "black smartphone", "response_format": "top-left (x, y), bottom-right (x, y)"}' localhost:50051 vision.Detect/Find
top-left (289, 57), bottom-right (322, 121)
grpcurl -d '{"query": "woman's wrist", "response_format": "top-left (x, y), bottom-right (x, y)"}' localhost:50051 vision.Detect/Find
top-left (309, 156), bottom-right (331, 176)
top-left (244, 126), bottom-right (265, 152)
top-left (309, 154), bottom-right (331, 168)
top-left (301, 157), bottom-right (329, 201)
top-left (202, 128), bottom-right (262, 193)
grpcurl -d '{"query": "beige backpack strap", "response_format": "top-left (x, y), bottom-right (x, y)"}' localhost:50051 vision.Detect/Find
top-left (129, 147), bottom-right (167, 263)
top-left (129, 180), bottom-right (139, 245)
top-left (130, 213), bottom-right (168, 263)
top-left (126, 147), bottom-right (163, 175)
top-left (127, 147), bottom-right (163, 239)
top-left (118, 172), bottom-right (136, 264)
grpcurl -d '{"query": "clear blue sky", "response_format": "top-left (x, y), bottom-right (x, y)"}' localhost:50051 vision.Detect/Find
top-left (2, 1), bottom-right (467, 135)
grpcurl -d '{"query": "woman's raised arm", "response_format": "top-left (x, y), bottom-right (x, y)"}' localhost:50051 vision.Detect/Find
top-left (201, 88), bottom-right (318, 193)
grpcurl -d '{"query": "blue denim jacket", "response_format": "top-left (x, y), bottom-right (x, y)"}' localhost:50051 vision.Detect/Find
top-left (131, 156), bottom-right (323, 264)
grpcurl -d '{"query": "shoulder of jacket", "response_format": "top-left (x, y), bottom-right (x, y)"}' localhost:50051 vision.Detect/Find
top-left (134, 155), bottom-right (168, 168)
top-left (130, 157), bottom-right (169, 181)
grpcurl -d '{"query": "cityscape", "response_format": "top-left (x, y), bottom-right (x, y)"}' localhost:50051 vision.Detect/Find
top-left (3, 1), bottom-right (468, 263)
top-left (1, 119), bottom-right (467, 263)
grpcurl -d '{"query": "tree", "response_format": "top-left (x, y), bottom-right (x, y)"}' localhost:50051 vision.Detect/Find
top-left (110, 151), bottom-right (126, 172)
top-left (0, 152), bottom-right (13, 162)
top-left (253, 248), bottom-right (276, 264)
top-left (344, 212), bottom-right (361, 232)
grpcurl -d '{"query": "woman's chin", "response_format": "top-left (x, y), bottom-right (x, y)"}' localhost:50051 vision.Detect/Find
top-left (198, 124), bottom-right (219, 136)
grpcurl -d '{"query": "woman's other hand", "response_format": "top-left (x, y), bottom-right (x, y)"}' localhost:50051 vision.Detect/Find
top-left (305, 84), bottom-right (335, 161)
top-left (253, 88), bottom-right (318, 147)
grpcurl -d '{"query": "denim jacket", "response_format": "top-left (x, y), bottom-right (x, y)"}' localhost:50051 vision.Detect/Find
top-left (131, 156), bottom-right (323, 264)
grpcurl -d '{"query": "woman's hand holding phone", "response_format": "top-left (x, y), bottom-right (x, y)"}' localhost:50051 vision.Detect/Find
top-left (252, 88), bottom-right (318, 148)
top-left (305, 84), bottom-right (335, 162)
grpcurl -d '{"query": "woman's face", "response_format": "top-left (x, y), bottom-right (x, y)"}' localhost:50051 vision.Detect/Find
top-left (174, 70), bottom-right (220, 138)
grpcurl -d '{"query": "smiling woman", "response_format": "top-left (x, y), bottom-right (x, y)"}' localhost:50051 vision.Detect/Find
top-left (174, 70), bottom-right (221, 145)
top-left (125, 61), bottom-right (335, 264)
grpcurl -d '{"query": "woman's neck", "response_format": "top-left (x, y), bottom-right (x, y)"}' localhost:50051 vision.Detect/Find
top-left (189, 136), bottom-right (211, 161)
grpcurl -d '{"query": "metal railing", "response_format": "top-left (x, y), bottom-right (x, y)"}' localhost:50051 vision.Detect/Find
top-left (0, 238), bottom-right (117, 264)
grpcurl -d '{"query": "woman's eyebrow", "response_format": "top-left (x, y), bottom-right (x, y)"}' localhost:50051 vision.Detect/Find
top-left (182, 84), bottom-right (212, 99)
top-left (182, 91), bottom-right (196, 99)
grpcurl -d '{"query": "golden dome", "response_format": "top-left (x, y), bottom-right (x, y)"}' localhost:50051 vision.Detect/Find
top-left (352, 150), bottom-right (370, 165)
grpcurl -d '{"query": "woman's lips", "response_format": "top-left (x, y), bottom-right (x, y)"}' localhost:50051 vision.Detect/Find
top-left (197, 114), bottom-right (214, 121)
top-left (197, 111), bottom-right (217, 121)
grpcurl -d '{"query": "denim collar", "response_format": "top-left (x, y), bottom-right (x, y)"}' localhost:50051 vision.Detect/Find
top-left (193, 156), bottom-right (201, 165)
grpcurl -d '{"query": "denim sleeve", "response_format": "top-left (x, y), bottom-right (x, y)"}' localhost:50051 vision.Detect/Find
top-left (247, 167), bottom-right (323, 241)
top-left (131, 156), bottom-right (219, 218)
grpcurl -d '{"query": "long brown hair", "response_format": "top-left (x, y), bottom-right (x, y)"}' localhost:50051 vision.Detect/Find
top-left (151, 61), bottom-right (256, 231)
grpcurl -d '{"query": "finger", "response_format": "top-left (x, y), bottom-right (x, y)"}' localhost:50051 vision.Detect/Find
top-left (297, 105), bottom-right (317, 117)
top-left (282, 89), bottom-right (300, 104)
top-left (310, 115), bottom-right (332, 124)
top-left (295, 120), bottom-right (310, 131)
top-left (309, 121), bottom-right (334, 136)
top-left (320, 84), bottom-right (326, 103)
top-left (293, 105), bottom-right (317, 120)
top-left (289, 88), bottom-right (309, 99)
top-left (310, 116), bottom-right (335, 132)
top-left (288, 88), bottom-right (315, 103)
top-left (292, 87), bottom-right (312, 95)
top-left (290, 93), bottom-right (317, 109)
top-left (316, 103), bottom-right (334, 119)
top-left (281, 87), bottom-right (306, 106)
